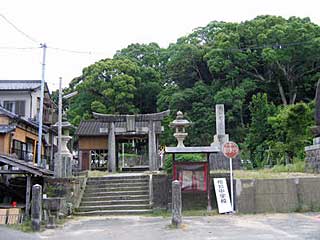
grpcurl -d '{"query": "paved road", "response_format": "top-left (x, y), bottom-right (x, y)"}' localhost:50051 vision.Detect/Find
top-left (0, 213), bottom-right (320, 240)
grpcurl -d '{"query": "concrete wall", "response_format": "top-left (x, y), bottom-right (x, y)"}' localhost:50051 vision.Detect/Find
top-left (152, 173), bottom-right (320, 213)
top-left (236, 177), bottom-right (320, 213)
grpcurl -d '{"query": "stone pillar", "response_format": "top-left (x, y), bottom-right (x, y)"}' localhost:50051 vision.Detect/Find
top-left (148, 121), bottom-right (157, 171)
top-left (54, 154), bottom-right (61, 178)
top-left (171, 180), bottom-right (182, 227)
top-left (212, 104), bottom-right (229, 148)
top-left (108, 122), bottom-right (116, 172)
top-left (31, 184), bottom-right (42, 231)
top-left (216, 104), bottom-right (225, 135)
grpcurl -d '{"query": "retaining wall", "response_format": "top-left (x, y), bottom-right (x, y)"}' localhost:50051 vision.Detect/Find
top-left (43, 176), bottom-right (87, 210)
top-left (153, 173), bottom-right (320, 213)
top-left (236, 177), bottom-right (320, 213)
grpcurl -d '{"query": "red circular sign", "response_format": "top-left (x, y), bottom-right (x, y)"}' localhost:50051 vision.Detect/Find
top-left (223, 142), bottom-right (239, 158)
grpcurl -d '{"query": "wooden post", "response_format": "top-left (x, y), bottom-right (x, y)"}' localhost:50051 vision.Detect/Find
top-left (171, 180), bottom-right (182, 227)
top-left (25, 175), bottom-right (31, 218)
top-left (207, 154), bottom-right (212, 211)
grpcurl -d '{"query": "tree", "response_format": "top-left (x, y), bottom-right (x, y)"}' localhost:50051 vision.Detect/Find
top-left (67, 58), bottom-right (140, 124)
top-left (166, 43), bottom-right (212, 88)
top-left (244, 93), bottom-right (276, 167)
top-left (205, 16), bottom-right (320, 105)
top-left (114, 43), bottom-right (165, 113)
top-left (268, 102), bottom-right (313, 164)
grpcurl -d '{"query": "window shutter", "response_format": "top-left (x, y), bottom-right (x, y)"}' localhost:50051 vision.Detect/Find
top-left (15, 101), bottom-right (26, 116)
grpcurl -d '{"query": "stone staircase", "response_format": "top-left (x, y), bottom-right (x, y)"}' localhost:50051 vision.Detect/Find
top-left (76, 174), bottom-right (152, 216)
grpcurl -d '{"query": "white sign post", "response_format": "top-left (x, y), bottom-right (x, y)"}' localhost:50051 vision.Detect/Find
top-left (222, 141), bottom-right (239, 212)
top-left (213, 178), bottom-right (232, 213)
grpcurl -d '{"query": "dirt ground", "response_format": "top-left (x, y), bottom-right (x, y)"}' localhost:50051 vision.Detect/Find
top-left (1, 213), bottom-right (320, 240)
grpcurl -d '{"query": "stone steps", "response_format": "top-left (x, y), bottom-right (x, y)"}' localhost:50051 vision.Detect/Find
top-left (84, 186), bottom-right (148, 193)
top-left (78, 204), bottom-right (151, 212)
top-left (87, 175), bottom-right (149, 181)
top-left (83, 190), bottom-right (149, 197)
top-left (80, 199), bottom-right (150, 207)
top-left (81, 194), bottom-right (149, 202)
top-left (76, 174), bottom-right (152, 216)
top-left (75, 209), bottom-right (152, 216)
top-left (86, 179), bottom-right (149, 185)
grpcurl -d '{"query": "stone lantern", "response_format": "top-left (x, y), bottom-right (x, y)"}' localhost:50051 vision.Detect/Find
top-left (170, 111), bottom-right (191, 148)
top-left (52, 121), bottom-right (74, 178)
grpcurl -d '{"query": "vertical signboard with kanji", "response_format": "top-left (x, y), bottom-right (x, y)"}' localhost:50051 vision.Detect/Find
top-left (213, 178), bottom-right (232, 213)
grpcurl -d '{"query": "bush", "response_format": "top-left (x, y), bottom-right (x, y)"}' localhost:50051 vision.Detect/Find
top-left (271, 161), bottom-right (305, 173)
top-left (164, 153), bottom-right (204, 174)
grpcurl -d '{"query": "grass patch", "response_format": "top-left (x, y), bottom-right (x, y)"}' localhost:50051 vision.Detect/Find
top-left (210, 162), bottom-right (319, 179)
top-left (7, 219), bottom-right (33, 232)
top-left (271, 161), bottom-right (305, 173)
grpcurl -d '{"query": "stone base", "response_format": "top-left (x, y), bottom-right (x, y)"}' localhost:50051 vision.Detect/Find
top-left (211, 134), bottom-right (229, 149)
top-left (209, 152), bottom-right (241, 170)
top-left (46, 216), bottom-right (57, 229)
top-left (305, 143), bottom-right (320, 173)
top-left (311, 126), bottom-right (320, 137)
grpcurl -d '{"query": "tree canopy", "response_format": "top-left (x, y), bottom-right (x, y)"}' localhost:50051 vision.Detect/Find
top-left (63, 15), bottom-right (320, 167)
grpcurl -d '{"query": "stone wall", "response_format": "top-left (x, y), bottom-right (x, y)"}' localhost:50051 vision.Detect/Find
top-left (43, 176), bottom-right (87, 212)
top-left (236, 177), bottom-right (320, 213)
top-left (209, 152), bottom-right (241, 170)
top-left (152, 173), bottom-right (233, 211)
top-left (305, 145), bottom-right (320, 173)
top-left (152, 173), bottom-right (320, 213)
top-left (152, 173), bottom-right (169, 209)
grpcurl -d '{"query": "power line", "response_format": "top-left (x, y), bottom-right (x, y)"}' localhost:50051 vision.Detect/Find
top-left (0, 13), bottom-right (39, 44)
top-left (48, 46), bottom-right (94, 55)
top-left (0, 46), bottom-right (39, 50)
top-left (48, 46), bottom-right (110, 56)
top-left (0, 13), bottom-right (319, 57)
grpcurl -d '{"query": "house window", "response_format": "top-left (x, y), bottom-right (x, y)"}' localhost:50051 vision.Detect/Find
top-left (3, 101), bottom-right (14, 112)
top-left (3, 100), bottom-right (26, 116)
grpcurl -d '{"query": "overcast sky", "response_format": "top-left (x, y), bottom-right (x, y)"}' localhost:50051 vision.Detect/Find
top-left (0, 0), bottom-right (319, 91)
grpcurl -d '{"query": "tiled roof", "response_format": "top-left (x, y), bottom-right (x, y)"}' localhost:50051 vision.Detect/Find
top-left (0, 125), bottom-right (16, 133)
top-left (0, 106), bottom-right (48, 133)
top-left (0, 80), bottom-right (49, 92)
top-left (0, 154), bottom-right (53, 176)
top-left (75, 121), bottom-right (109, 136)
top-left (0, 105), bottom-right (17, 118)
top-left (75, 120), bottom-right (162, 136)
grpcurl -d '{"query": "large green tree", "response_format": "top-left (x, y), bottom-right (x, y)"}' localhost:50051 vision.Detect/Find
top-left (205, 16), bottom-right (320, 105)
top-left (63, 15), bottom-right (320, 166)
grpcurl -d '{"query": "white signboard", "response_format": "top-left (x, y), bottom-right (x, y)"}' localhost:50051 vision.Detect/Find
top-left (213, 178), bottom-right (232, 213)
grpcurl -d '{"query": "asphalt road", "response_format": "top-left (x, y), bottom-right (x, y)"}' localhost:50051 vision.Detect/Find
top-left (0, 213), bottom-right (320, 240)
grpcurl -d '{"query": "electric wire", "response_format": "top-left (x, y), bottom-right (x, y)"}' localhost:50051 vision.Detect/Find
top-left (0, 13), bottom-right (39, 44)
top-left (0, 12), bottom-right (319, 56)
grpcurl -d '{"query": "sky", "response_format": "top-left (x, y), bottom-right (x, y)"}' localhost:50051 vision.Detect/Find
top-left (0, 0), bottom-right (319, 91)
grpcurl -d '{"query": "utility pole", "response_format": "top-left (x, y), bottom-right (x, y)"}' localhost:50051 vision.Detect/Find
top-left (37, 43), bottom-right (47, 166)
top-left (57, 77), bottom-right (62, 172)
